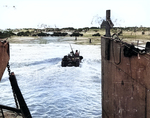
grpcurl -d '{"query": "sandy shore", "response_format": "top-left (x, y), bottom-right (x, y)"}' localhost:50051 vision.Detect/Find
top-left (5, 36), bottom-right (150, 46)
top-left (7, 36), bottom-right (37, 43)
top-left (6, 36), bottom-right (101, 45)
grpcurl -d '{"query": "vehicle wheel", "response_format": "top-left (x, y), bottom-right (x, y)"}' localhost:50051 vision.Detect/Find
top-left (61, 61), bottom-right (65, 67)
top-left (75, 61), bottom-right (79, 67)
top-left (80, 56), bottom-right (83, 60)
top-left (61, 61), bottom-right (67, 67)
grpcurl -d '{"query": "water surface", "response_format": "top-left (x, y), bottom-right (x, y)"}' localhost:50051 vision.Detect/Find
top-left (1, 37), bottom-right (101, 118)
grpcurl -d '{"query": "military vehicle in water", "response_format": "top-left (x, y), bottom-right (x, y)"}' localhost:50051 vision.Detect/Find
top-left (61, 52), bottom-right (83, 67)
top-left (61, 45), bottom-right (83, 67)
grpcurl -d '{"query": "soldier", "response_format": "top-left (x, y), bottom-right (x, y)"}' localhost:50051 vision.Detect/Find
top-left (75, 50), bottom-right (79, 56)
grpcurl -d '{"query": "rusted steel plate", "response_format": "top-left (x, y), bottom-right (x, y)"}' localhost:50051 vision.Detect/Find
top-left (113, 67), bottom-right (145, 118)
top-left (0, 41), bottom-right (10, 81)
top-left (101, 37), bottom-right (150, 118)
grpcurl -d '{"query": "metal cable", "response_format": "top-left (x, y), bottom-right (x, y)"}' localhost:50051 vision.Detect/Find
top-left (102, 35), bottom-right (150, 62)
top-left (7, 63), bottom-right (19, 109)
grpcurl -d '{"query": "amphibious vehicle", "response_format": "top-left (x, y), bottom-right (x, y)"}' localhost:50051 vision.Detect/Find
top-left (61, 52), bottom-right (83, 67)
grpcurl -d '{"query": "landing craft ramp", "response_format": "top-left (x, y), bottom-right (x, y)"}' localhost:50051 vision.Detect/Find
top-left (0, 40), bottom-right (9, 81)
top-left (102, 10), bottom-right (150, 118)
top-left (0, 40), bottom-right (32, 118)
top-left (101, 36), bottom-right (150, 118)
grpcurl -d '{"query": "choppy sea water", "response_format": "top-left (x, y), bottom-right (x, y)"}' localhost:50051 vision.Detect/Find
top-left (0, 37), bottom-right (101, 118)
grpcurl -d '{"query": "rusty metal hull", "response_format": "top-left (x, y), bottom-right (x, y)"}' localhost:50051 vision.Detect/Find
top-left (101, 37), bottom-right (150, 118)
top-left (0, 41), bottom-right (9, 81)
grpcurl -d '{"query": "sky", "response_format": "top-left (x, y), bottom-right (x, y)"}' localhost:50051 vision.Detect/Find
top-left (0, 0), bottom-right (150, 29)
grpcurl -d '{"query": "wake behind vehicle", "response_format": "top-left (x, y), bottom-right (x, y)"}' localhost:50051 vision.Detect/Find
top-left (61, 45), bottom-right (83, 67)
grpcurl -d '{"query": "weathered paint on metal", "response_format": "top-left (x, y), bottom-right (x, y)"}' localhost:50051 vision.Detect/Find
top-left (0, 41), bottom-right (10, 81)
top-left (101, 37), bottom-right (150, 118)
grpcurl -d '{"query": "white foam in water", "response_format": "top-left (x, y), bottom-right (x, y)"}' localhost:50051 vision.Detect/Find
top-left (0, 37), bottom-right (101, 118)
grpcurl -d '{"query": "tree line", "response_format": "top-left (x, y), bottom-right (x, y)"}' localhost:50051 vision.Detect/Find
top-left (1, 26), bottom-right (150, 38)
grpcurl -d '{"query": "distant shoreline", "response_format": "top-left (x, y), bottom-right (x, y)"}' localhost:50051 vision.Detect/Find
top-left (3, 27), bottom-right (150, 46)
top-left (6, 36), bottom-right (101, 45)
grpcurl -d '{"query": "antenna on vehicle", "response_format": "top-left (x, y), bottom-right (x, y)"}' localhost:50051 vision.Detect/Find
top-left (69, 43), bottom-right (74, 55)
